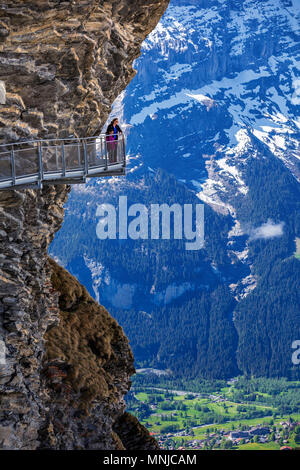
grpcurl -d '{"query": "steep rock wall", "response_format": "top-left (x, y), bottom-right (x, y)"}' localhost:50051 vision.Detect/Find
top-left (0, 0), bottom-right (169, 140)
top-left (42, 259), bottom-right (150, 450)
top-left (0, 0), bottom-right (169, 450)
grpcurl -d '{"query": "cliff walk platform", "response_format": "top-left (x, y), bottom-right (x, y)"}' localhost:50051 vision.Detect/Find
top-left (0, 135), bottom-right (126, 190)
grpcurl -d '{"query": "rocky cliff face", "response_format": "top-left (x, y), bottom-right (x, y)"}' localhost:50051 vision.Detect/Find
top-left (0, 0), bottom-right (169, 450)
top-left (42, 259), bottom-right (156, 450)
top-left (0, 0), bottom-right (169, 140)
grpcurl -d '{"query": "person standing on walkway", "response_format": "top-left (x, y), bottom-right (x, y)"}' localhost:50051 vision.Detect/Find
top-left (106, 118), bottom-right (123, 163)
top-left (106, 129), bottom-right (116, 163)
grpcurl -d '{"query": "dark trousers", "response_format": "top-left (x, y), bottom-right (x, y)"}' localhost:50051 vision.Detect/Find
top-left (108, 142), bottom-right (117, 163)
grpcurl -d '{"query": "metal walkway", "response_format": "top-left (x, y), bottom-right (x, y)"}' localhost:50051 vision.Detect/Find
top-left (0, 134), bottom-right (126, 190)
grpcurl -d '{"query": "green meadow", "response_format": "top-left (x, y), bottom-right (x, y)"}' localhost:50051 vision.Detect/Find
top-left (126, 377), bottom-right (300, 450)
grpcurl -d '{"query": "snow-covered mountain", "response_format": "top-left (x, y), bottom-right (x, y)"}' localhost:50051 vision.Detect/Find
top-left (51, 0), bottom-right (300, 379)
top-left (120, 0), bottom-right (300, 298)
top-left (126, 0), bottom-right (299, 201)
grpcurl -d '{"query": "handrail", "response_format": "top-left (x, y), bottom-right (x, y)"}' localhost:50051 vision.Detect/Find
top-left (0, 134), bottom-right (112, 148)
top-left (0, 134), bottom-right (126, 190)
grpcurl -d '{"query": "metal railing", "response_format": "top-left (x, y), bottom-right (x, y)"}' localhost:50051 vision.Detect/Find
top-left (0, 134), bottom-right (126, 190)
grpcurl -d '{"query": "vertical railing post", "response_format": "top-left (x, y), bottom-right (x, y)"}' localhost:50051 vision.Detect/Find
top-left (77, 141), bottom-right (81, 167)
top-left (55, 146), bottom-right (59, 171)
top-left (61, 142), bottom-right (66, 177)
top-left (104, 135), bottom-right (108, 170)
top-left (116, 138), bottom-right (119, 164)
top-left (83, 140), bottom-right (88, 176)
top-left (100, 137), bottom-right (104, 166)
top-left (122, 134), bottom-right (126, 167)
top-left (10, 147), bottom-right (16, 186)
top-left (38, 142), bottom-right (44, 186)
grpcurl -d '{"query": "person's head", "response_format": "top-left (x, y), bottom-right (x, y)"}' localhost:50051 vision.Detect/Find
top-left (111, 118), bottom-right (119, 126)
top-left (109, 129), bottom-right (114, 134)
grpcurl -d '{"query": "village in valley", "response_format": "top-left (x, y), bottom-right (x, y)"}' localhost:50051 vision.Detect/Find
top-left (126, 376), bottom-right (300, 450)
top-left (156, 421), bottom-right (297, 450)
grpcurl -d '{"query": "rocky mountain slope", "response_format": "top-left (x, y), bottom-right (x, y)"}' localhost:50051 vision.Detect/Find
top-left (42, 258), bottom-right (158, 449)
top-left (0, 0), bottom-right (169, 450)
top-left (51, 0), bottom-right (300, 379)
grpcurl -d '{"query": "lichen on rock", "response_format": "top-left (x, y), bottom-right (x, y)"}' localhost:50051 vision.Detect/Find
top-left (114, 412), bottom-right (160, 450)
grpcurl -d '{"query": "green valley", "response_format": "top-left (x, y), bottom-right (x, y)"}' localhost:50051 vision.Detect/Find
top-left (126, 375), bottom-right (300, 450)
